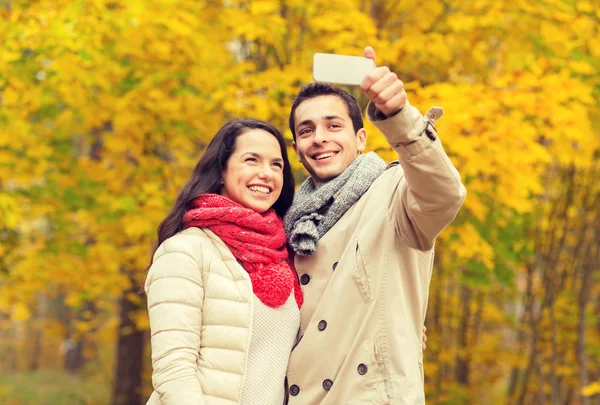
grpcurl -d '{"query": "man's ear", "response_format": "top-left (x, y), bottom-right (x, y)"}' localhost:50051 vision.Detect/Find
top-left (292, 141), bottom-right (298, 157)
top-left (357, 128), bottom-right (367, 153)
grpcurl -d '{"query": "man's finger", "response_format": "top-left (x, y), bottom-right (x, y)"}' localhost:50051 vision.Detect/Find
top-left (375, 91), bottom-right (406, 116)
top-left (360, 66), bottom-right (389, 95)
top-left (373, 82), bottom-right (403, 107)
top-left (369, 73), bottom-right (402, 104)
top-left (363, 46), bottom-right (376, 63)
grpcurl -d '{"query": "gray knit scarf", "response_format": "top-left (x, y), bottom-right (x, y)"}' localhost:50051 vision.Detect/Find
top-left (284, 152), bottom-right (387, 256)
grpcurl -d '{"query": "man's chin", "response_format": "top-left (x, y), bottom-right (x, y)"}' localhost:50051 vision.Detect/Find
top-left (311, 169), bottom-right (341, 185)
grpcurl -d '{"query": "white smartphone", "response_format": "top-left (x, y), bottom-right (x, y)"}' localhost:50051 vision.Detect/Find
top-left (313, 53), bottom-right (375, 86)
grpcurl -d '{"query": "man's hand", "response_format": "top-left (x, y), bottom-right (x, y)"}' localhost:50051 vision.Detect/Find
top-left (359, 46), bottom-right (407, 117)
top-left (422, 325), bottom-right (428, 351)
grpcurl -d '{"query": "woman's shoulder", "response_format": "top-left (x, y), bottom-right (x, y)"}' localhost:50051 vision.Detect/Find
top-left (146, 228), bottom-right (213, 291)
top-left (154, 227), bottom-right (210, 254)
top-left (153, 227), bottom-right (210, 263)
top-left (152, 227), bottom-right (236, 265)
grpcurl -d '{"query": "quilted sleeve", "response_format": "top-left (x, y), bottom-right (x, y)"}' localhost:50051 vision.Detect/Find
top-left (145, 236), bottom-right (207, 405)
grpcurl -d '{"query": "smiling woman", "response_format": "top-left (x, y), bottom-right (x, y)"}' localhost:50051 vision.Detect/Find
top-left (144, 118), bottom-right (303, 405)
top-left (220, 129), bottom-right (285, 213)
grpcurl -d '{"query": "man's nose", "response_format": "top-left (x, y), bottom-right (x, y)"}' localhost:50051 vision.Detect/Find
top-left (313, 126), bottom-right (329, 144)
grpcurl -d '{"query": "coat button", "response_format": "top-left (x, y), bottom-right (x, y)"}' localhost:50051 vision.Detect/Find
top-left (322, 379), bottom-right (333, 390)
top-left (332, 262), bottom-right (338, 271)
top-left (357, 363), bottom-right (368, 375)
top-left (318, 320), bottom-right (327, 331)
top-left (289, 384), bottom-right (300, 396)
top-left (300, 274), bottom-right (310, 285)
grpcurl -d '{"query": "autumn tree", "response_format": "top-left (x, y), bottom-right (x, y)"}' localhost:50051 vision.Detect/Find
top-left (1, 0), bottom-right (598, 404)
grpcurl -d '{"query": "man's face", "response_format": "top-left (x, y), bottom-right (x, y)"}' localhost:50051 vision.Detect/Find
top-left (292, 95), bottom-right (366, 185)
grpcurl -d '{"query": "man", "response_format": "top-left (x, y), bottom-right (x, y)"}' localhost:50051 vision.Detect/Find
top-left (283, 46), bottom-right (466, 404)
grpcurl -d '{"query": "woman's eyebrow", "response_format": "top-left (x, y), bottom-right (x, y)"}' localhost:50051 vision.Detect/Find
top-left (242, 152), bottom-right (283, 162)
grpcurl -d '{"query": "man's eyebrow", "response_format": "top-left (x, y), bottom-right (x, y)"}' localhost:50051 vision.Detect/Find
top-left (296, 115), bottom-right (345, 131)
top-left (324, 115), bottom-right (345, 121)
top-left (296, 119), bottom-right (314, 130)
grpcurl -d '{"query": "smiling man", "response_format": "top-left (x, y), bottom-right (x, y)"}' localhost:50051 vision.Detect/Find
top-left (292, 95), bottom-right (366, 185)
top-left (283, 47), bottom-right (466, 404)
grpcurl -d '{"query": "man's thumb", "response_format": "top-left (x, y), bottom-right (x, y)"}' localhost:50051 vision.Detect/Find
top-left (363, 46), bottom-right (376, 64)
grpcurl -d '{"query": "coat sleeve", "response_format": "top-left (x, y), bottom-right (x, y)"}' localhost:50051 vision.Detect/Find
top-left (368, 100), bottom-right (466, 251)
top-left (145, 235), bottom-right (207, 405)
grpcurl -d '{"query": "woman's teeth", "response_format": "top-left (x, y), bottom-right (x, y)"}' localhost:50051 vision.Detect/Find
top-left (248, 186), bottom-right (270, 194)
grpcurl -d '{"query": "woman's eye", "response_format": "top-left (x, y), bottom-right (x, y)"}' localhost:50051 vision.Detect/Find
top-left (245, 157), bottom-right (257, 162)
top-left (273, 162), bottom-right (283, 169)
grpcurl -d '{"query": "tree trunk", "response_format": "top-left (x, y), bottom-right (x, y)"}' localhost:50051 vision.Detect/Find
top-left (455, 285), bottom-right (472, 385)
top-left (28, 326), bottom-right (42, 371)
top-left (431, 256), bottom-right (445, 397)
top-left (517, 278), bottom-right (542, 405)
top-left (112, 288), bottom-right (145, 405)
top-left (508, 261), bottom-right (535, 398)
top-left (63, 305), bottom-right (85, 373)
top-left (550, 308), bottom-right (561, 405)
top-left (577, 242), bottom-right (596, 405)
top-left (64, 338), bottom-right (84, 373)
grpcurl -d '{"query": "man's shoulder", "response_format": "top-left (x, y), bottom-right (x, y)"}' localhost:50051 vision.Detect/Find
top-left (385, 160), bottom-right (400, 170)
top-left (369, 160), bottom-right (404, 188)
top-left (349, 160), bottom-right (405, 214)
top-left (337, 161), bottom-right (403, 215)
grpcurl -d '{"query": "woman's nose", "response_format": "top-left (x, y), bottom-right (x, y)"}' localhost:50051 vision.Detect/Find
top-left (257, 166), bottom-right (273, 180)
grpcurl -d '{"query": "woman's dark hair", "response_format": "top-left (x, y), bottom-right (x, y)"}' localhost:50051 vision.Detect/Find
top-left (152, 118), bottom-right (294, 255)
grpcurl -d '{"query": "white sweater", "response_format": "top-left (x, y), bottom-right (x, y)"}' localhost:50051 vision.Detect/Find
top-left (240, 293), bottom-right (299, 405)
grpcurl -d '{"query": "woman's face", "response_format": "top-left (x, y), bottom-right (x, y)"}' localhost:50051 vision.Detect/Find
top-left (220, 129), bottom-right (285, 213)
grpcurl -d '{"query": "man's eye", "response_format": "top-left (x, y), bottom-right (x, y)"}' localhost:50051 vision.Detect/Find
top-left (245, 157), bottom-right (257, 162)
top-left (299, 128), bottom-right (313, 136)
top-left (330, 123), bottom-right (341, 129)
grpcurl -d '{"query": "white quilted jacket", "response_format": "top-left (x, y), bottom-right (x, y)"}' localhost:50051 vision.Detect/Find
top-left (145, 227), bottom-right (254, 405)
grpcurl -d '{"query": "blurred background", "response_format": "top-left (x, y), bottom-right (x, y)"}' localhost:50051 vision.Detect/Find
top-left (0, 0), bottom-right (598, 404)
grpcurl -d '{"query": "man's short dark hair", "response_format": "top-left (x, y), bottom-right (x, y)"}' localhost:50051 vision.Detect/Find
top-left (289, 83), bottom-right (364, 141)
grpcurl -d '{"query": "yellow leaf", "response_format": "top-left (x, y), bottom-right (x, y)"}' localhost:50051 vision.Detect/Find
top-left (12, 303), bottom-right (31, 321)
top-left (569, 60), bottom-right (596, 75)
top-left (582, 381), bottom-right (600, 396)
top-left (123, 215), bottom-right (152, 239)
top-left (130, 309), bottom-right (150, 330)
top-left (0, 193), bottom-right (21, 229)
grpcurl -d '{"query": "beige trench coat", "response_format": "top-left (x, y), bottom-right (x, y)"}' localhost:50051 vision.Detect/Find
top-left (285, 100), bottom-right (466, 405)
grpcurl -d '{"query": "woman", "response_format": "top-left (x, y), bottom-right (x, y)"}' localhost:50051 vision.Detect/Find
top-left (145, 118), bottom-right (302, 405)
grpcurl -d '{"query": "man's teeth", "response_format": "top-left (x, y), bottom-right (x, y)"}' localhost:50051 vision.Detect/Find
top-left (316, 152), bottom-right (335, 160)
top-left (248, 186), bottom-right (270, 194)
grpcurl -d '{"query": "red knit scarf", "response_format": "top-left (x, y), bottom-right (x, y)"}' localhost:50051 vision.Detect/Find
top-left (182, 194), bottom-right (303, 309)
